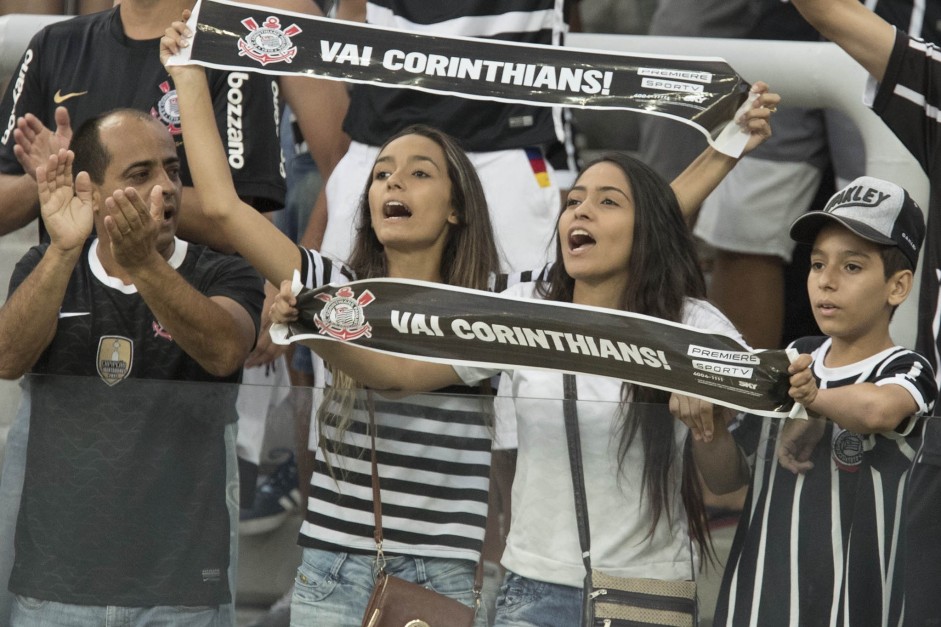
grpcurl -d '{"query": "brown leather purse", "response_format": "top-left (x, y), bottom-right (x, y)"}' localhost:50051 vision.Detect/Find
top-left (360, 392), bottom-right (480, 627)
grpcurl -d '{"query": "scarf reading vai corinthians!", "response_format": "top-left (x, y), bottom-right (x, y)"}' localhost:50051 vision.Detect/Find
top-left (169, 0), bottom-right (757, 156)
top-left (272, 278), bottom-right (796, 418)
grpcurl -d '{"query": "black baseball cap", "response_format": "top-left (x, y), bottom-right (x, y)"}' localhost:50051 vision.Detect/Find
top-left (790, 176), bottom-right (925, 269)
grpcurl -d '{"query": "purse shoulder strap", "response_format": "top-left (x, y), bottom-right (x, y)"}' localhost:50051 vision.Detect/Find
top-left (563, 374), bottom-right (593, 573)
top-left (366, 391), bottom-right (386, 568)
top-left (562, 374), bottom-right (596, 627)
top-left (365, 390), bottom-right (485, 595)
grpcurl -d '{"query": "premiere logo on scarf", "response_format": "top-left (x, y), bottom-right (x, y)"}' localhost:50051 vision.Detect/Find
top-left (172, 0), bottom-right (753, 150)
top-left (274, 278), bottom-right (795, 417)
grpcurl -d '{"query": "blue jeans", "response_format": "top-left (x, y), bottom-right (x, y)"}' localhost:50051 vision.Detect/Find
top-left (290, 548), bottom-right (489, 627)
top-left (11, 596), bottom-right (227, 626)
top-left (493, 571), bottom-right (581, 627)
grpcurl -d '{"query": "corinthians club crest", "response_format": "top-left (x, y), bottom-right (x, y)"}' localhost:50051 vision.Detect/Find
top-left (151, 80), bottom-right (182, 136)
top-left (314, 286), bottom-right (375, 341)
top-left (238, 16), bottom-right (302, 66)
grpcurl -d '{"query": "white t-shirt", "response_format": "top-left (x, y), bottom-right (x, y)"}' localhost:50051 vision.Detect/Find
top-left (454, 282), bottom-right (744, 587)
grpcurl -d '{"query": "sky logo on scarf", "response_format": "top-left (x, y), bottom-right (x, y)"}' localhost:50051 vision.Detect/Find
top-left (239, 16), bottom-right (302, 65)
top-left (314, 286), bottom-right (375, 341)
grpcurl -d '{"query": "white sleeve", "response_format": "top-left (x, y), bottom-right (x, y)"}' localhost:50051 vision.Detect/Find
top-left (682, 298), bottom-right (749, 348)
top-left (452, 364), bottom-right (501, 385)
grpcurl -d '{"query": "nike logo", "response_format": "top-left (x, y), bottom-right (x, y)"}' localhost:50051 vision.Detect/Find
top-left (53, 89), bottom-right (87, 104)
top-left (58, 311), bottom-right (90, 318)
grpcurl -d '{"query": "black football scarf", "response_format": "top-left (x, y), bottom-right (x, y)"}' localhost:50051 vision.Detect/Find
top-left (173, 0), bottom-right (753, 151)
top-left (272, 278), bottom-right (795, 417)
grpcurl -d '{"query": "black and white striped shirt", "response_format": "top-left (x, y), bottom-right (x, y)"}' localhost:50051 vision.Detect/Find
top-left (715, 336), bottom-right (936, 627)
top-left (293, 249), bottom-right (549, 561)
top-left (867, 30), bottom-right (941, 394)
top-left (869, 0), bottom-right (941, 42)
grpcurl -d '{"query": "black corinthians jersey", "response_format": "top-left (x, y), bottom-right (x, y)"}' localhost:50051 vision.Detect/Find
top-left (871, 0), bottom-right (941, 42)
top-left (0, 6), bottom-right (285, 242)
top-left (6, 239), bottom-right (263, 606)
top-left (715, 336), bottom-right (936, 627)
top-left (870, 31), bottom-right (941, 402)
top-left (343, 0), bottom-right (567, 152)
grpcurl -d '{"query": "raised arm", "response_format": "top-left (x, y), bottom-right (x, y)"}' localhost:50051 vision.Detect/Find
top-left (0, 150), bottom-right (91, 378)
top-left (251, 0), bottom-right (352, 250)
top-left (0, 107), bottom-right (74, 235)
top-left (790, 0), bottom-right (895, 82)
top-left (160, 15), bottom-right (300, 285)
top-left (272, 279), bottom-right (465, 391)
top-left (103, 184), bottom-right (260, 376)
top-left (671, 82), bottom-right (779, 222)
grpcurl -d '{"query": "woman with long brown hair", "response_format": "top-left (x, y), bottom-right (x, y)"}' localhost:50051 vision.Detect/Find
top-left (162, 13), bottom-right (775, 625)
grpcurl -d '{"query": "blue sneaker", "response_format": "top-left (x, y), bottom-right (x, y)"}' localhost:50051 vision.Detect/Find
top-left (239, 451), bottom-right (302, 536)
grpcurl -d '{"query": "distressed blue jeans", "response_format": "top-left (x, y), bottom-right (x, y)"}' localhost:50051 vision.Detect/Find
top-left (492, 571), bottom-right (581, 627)
top-left (290, 547), bottom-right (489, 627)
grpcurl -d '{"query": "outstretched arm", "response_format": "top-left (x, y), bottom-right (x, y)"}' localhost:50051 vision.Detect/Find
top-left (272, 279), bottom-right (465, 391)
top-left (161, 14), bottom-right (301, 285)
top-left (790, 0), bottom-right (894, 82)
top-left (0, 150), bottom-right (91, 378)
top-left (671, 82), bottom-right (780, 222)
top-left (670, 394), bottom-right (750, 494)
top-left (788, 353), bottom-right (918, 433)
top-left (252, 0), bottom-right (351, 251)
top-left (0, 107), bottom-right (75, 235)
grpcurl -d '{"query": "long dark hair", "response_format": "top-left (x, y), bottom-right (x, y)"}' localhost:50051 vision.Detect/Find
top-left (346, 124), bottom-right (499, 291)
top-left (320, 125), bottom-right (499, 475)
top-left (538, 153), bottom-right (713, 562)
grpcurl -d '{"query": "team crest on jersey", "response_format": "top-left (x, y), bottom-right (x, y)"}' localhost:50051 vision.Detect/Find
top-left (152, 321), bottom-right (173, 341)
top-left (832, 430), bottom-right (863, 472)
top-left (97, 336), bottom-right (133, 386)
top-left (313, 286), bottom-right (375, 341)
top-left (238, 16), bottom-right (302, 66)
top-left (151, 81), bottom-right (182, 136)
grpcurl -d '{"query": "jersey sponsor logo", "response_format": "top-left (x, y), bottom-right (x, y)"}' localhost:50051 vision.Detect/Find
top-left (226, 73), bottom-right (247, 169)
top-left (832, 429), bottom-right (863, 472)
top-left (313, 286), bottom-right (375, 341)
top-left (201, 567), bottom-right (221, 583)
top-left (52, 89), bottom-right (88, 104)
top-left (238, 16), bottom-right (301, 66)
top-left (97, 336), bottom-right (133, 386)
top-left (151, 81), bottom-right (182, 136)
top-left (152, 321), bottom-right (173, 341)
top-left (271, 80), bottom-right (286, 179)
top-left (2, 49), bottom-right (33, 144)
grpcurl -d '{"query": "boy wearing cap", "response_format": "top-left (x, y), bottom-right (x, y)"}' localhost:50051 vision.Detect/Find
top-left (713, 176), bottom-right (937, 627)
